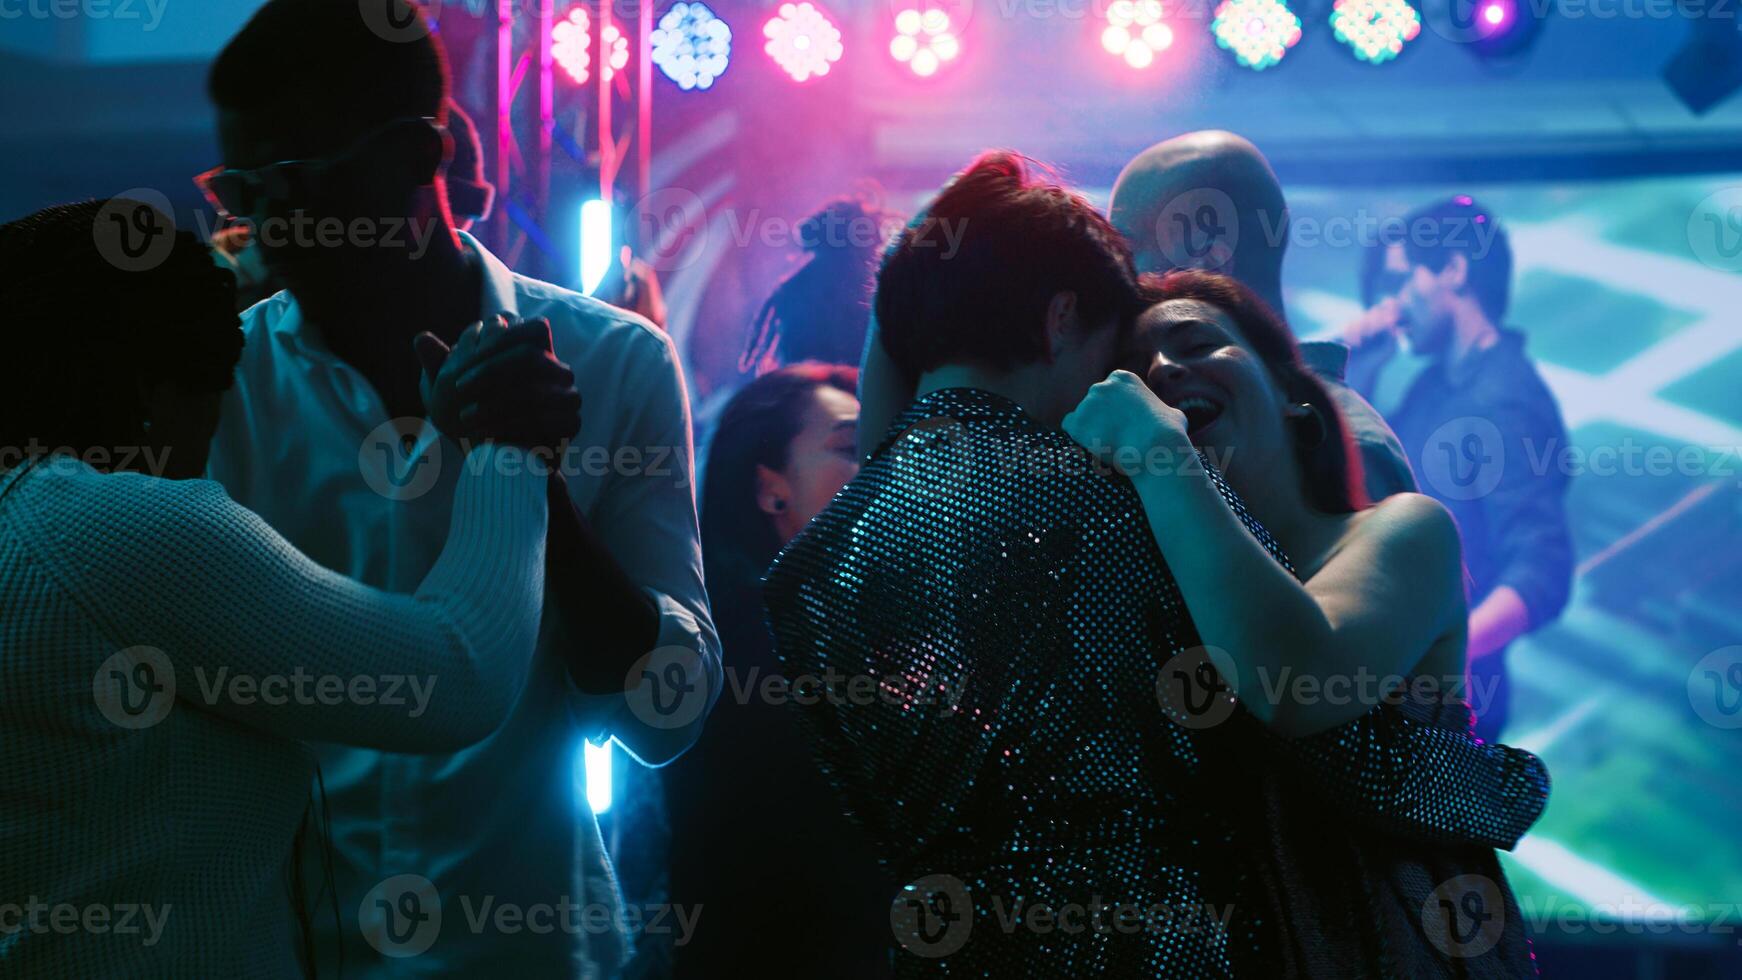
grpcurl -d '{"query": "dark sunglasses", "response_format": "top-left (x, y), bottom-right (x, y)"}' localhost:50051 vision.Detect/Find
top-left (194, 116), bottom-right (440, 222)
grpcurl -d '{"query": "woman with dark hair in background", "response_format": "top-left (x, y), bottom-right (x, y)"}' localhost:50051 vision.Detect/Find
top-left (1065, 269), bottom-right (1542, 976)
top-left (0, 200), bottom-right (577, 976)
top-left (662, 363), bottom-right (893, 978)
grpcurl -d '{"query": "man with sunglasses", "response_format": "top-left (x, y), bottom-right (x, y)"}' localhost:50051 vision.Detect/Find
top-left (1343, 198), bottom-right (1575, 743)
top-left (200, 1), bottom-right (719, 975)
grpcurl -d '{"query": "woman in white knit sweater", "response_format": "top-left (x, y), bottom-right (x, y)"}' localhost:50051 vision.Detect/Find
top-left (0, 201), bottom-right (580, 976)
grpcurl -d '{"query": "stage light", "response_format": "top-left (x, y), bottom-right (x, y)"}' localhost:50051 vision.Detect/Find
top-left (580, 199), bottom-right (612, 297)
top-left (582, 739), bottom-right (612, 814)
top-left (890, 6), bottom-right (961, 77)
top-left (552, 7), bottom-right (592, 86)
top-left (1422, 0), bottom-right (1546, 61)
top-left (1211, 0), bottom-right (1303, 71)
top-left (602, 23), bottom-right (629, 82)
top-left (764, 2), bottom-right (844, 82)
top-left (651, 2), bottom-right (732, 91)
top-left (1330, 0), bottom-right (1420, 65)
top-left (1102, 0), bottom-right (1174, 70)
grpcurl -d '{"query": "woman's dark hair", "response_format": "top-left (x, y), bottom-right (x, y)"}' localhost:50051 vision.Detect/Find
top-left (876, 150), bottom-right (1140, 378)
top-left (741, 195), bottom-right (897, 374)
top-left (1140, 269), bottom-right (1366, 514)
top-left (701, 363), bottom-right (858, 593)
top-left (0, 199), bottom-right (243, 462)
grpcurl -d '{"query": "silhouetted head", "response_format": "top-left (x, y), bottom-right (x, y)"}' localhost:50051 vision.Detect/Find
top-left (1109, 131), bottom-right (1290, 317)
top-left (877, 150), bottom-right (1141, 418)
top-left (0, 200), bottom-right (243, 480)
top-left (741, 194), bottom-right (900, 375)
top-left (206, 0), bottom-right (452, 288)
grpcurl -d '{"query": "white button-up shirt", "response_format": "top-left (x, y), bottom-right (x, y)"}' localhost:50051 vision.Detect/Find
top-left (207, 233), bottom-right (720, 977)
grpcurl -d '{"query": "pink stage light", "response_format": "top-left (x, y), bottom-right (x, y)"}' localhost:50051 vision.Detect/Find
top-left (764, 2), bottom-right (844, 82)
top-left (890, 7), bottom-right (962, 78)
top-left (601, 23), bottom-right (629, 82)
top-left (552, 8), bottom-right (592, 86)
top-left (1101, 0), bottom-right (1174, 70)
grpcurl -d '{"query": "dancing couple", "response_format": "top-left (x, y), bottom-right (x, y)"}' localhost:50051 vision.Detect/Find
top-left (765, 149), bottom-right (1549, 976)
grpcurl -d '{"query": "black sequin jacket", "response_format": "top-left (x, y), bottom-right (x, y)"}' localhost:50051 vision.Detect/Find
top-left (764, 388), bottom-right (1549, 977)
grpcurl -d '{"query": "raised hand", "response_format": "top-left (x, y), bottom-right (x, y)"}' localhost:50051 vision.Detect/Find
top-left (414, 315), bottom-right (582, 454)
top-left (1061, 369), bottom-right (1192, 478)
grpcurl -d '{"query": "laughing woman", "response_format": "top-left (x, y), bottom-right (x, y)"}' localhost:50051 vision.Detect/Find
top-left (1063, 269), bottom-right (1541, 976)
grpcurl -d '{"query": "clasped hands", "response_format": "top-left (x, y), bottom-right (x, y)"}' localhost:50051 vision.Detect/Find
top-left (413, 315), bottom-right (583, 456)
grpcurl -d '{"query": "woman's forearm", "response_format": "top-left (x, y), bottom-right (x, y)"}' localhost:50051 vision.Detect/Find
top-left (1130, 463), bottom-right (1341, 733)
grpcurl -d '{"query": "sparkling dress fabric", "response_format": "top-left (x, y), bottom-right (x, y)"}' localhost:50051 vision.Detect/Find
top-left (763, 388), bottom-right (1549, 977)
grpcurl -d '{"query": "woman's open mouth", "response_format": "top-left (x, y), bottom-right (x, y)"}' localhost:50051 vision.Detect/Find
top-left (1173, 394), bottom-right (1225, 438)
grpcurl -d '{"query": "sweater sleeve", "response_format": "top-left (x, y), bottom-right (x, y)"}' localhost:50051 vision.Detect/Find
top-left (21, 445), bottom-right (547, 753)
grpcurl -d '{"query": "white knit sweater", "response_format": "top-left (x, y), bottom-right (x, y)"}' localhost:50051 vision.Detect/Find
top-left (0, 444), bottom-right (547, 977)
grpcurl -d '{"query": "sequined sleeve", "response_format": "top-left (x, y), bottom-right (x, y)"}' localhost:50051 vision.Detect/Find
top-left (1234, 699), bottom-right (1550, 849)
top-left (1194, 459), bottom-right (1550, 849)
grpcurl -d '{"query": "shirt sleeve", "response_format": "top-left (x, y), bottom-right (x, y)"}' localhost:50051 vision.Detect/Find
top-left (1478, 389), bottom-right (1576, 626)
top-left (560, 325), bottom-right (722, 767)
top-left (25, 446), bottom-right (548, 753)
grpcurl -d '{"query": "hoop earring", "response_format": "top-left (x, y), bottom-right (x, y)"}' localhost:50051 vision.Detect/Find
top-left (1290, 403), bottom-right (1326, 449)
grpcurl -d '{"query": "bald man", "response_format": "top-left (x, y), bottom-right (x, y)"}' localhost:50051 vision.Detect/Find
top-left (1106, 130), bottom-right (1417, 502)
